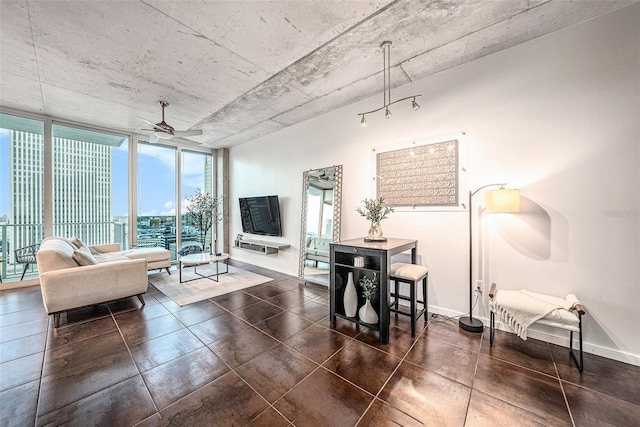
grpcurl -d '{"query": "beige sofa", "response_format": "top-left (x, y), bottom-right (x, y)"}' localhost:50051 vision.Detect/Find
top-left (36, 237), bottom-right (167, 327)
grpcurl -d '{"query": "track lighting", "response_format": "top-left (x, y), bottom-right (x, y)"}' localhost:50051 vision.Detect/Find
top-left (357, 41), bottom-right (422, 125)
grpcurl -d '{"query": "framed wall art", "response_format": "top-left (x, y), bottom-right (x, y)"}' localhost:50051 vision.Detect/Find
top-left (372, 132), bottom-right (468, 211)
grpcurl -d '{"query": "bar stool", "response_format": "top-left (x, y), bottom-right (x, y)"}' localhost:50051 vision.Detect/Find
top-left (389, 262), bottom-right (429, 337)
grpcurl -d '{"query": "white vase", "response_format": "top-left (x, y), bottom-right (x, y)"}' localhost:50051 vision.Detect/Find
top-left (359, 299), bottom-right (378, 324)
top-left (343, 272), bottom-right (357, 317)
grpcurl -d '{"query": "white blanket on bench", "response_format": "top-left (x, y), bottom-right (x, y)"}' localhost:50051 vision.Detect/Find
top-left (490, 290), bottom-right (580, 340)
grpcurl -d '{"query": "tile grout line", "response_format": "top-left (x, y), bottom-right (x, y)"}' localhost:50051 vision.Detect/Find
top-left (139, 280), bottom-right (318, 424)
top-left (461, 326), bottom-right (485, 426)
top-left (32, 314), bottom-right (52, 427)
top-left (210, 282), bottom-right (358, 426)
top-left (32, 308), bottom-right (142, 422)
top-left (353, 315), bottom-right (431, 426)
top-left (550, 344), bottom-right (577, 427)
top-left (109, 303), bottom-right (161, 419)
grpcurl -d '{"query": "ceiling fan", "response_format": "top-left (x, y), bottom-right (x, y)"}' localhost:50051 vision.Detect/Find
top-left (138, 101), bottom-right (203, 145)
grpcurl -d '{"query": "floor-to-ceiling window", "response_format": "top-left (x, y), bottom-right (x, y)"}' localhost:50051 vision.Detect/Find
top-left (1, 109), bottom-right (215, 283)
top-left (137, 141), bottom-right (178, 259)
top-left (0, 113), bottom-right (45, 282)
top-left (51, 123), bottom-right (129, 247)
top-left (180, 150), bottom-right (214, 254)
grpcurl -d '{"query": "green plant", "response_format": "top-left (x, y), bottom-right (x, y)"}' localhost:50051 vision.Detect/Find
top-left (360, 273), bottom-right (378, 300)
top-left (356, 197), bottom-right (394, 223)
top-left (185, 190), bottom-right (223, 248)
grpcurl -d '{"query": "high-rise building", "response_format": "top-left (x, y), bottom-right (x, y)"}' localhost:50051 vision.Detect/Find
top-left (8, 130), bottom-right (113, 262)
top-left (51, 136), bottom-right (112, 243)
top-left (8, 130), bottom-right (45, 260)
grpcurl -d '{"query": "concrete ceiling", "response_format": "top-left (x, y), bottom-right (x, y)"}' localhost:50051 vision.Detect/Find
top-left (0, 0), bottom-right (635, 149)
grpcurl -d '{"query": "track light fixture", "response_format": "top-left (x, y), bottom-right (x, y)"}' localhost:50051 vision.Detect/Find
top-left (357, 41), bottom-right (422, 125)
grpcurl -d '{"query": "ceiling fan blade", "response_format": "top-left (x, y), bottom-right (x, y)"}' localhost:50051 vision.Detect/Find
top-left (137, 116), bottom-right (159, 128)
top-left (174, 129), bottom-right (203, 137)
top-left (172, 136), bottom-right (202, 147)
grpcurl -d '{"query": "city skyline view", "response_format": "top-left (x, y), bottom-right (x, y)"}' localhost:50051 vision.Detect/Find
top-left (1, 129), bottom-right (212, 221)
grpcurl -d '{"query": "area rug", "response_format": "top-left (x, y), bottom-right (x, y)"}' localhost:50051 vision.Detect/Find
top-left (148, 264), bottom-right (272, 306)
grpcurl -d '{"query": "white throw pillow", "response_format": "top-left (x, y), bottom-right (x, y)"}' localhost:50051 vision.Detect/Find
top-left (72, 249), bottom-right (98, 266)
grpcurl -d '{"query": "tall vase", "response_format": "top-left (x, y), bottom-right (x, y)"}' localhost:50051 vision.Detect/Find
top-left (359, 298), bottom-right (378, 324)
top-left (343, 272), bottom-right (357, 317)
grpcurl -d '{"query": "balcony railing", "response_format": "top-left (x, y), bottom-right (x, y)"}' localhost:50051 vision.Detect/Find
top-left (1, 222), bottom-right (203, 283)
top-left (0, 222), bottom-right (127, 283)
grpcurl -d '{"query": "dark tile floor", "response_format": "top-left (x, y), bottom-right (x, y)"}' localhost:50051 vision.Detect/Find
top-left (1, 260), bottom-right (639, 426)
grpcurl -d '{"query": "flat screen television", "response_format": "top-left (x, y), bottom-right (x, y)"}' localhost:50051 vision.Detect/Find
top-left (239, 195), bottom-right (283, 237)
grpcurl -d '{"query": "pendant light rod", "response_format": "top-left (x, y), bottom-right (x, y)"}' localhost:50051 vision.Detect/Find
top-left (383, 40), bottom-right (390, 107)
top-left (357, 41), bottom-right (422, 125)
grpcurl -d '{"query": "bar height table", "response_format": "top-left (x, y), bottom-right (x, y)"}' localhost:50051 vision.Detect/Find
top-left (330, 238), bottom-right (417, 344)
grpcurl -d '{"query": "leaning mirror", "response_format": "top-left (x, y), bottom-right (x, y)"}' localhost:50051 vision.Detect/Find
top-left (298, 165), bottom-right (342, 286)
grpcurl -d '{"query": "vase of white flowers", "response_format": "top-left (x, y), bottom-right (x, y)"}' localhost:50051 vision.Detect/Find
top-left (356, 197), bottom-right (394, 242)
top-left (358, 273), bottom-right (378, 324)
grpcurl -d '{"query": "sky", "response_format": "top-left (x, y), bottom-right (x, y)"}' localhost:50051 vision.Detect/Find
top-left (0, 129), bottom-right (208, 219)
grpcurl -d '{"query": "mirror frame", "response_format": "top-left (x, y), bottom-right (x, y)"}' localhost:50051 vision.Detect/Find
top-left (298, 165), bottom-right (342, 281)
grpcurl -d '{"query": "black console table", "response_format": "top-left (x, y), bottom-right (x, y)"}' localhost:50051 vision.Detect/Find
top-left (329, 238), bottom-right (417, 343)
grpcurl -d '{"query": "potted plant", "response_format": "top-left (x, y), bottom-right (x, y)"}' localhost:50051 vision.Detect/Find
top-left (356, 197), bottom-right (394, 242)
top-left (185, 190), bottom-right (223, 254)
top-left (358, 273), bottom-right (379, 324)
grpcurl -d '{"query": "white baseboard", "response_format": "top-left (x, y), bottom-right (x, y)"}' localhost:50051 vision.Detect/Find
top-left (425, 304), bottom-right (640, 367)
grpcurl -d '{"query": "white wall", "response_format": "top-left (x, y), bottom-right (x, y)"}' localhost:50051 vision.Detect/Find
top-left (230, 4), bottom-right (640, 365)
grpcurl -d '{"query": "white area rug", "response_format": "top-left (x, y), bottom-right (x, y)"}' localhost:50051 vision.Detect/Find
top-left (148, 264), bottom-right (272, 306)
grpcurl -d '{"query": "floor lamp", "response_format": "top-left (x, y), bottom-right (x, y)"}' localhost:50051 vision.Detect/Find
top-left (459, 184), bottom-right (520, 333)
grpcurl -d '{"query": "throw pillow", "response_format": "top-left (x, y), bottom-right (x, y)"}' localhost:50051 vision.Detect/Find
top-left (60, 237), bottom-right (78, 249)
top-left (72, 237), bottom-right (97, 254)
top-left (77, 245), bottom-right (92, 256)
top-left (72, 250), bottom-right (98, 266)
top-left (71, 237), bottom-right (84, 249)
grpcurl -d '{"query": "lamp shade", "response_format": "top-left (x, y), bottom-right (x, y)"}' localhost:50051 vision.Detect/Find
top-left (485, 188), bottom-right (520, 213)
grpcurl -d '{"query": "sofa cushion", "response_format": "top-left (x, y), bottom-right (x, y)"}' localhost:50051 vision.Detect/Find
top-left (72, 250), bottom-right (99, 266)
top-left (94, 252), bottom-right (130, 263)
top-left (122, 247), bottom-right (171, 263)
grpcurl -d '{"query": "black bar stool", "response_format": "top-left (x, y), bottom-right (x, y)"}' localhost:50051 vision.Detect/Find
top-left (390, 262), bottom-right (429, 336)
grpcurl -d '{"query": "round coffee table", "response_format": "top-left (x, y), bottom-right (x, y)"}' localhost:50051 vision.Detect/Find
top-left (179, 252), bottom-right (230, 283)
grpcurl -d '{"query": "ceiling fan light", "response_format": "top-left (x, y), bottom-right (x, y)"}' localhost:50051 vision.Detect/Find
top-left (153, 130), bottom-right (173, 139)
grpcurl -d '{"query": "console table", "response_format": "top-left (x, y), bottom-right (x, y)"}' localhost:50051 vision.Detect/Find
top-left (329, 238), bottom-right (417, 343)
